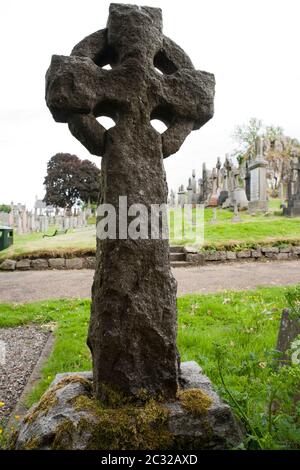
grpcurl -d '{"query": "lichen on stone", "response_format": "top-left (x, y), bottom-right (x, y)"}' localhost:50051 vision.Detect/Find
top-left (23, 375), bottom-right (92, 425)
top-left (177, 388), bottom-right (213, 416)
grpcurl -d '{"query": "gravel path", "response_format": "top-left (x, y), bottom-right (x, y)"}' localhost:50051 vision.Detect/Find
top-left (0, 325), bottom-right (49, 424)
top-left (0, 260), bottom-right (300, 303)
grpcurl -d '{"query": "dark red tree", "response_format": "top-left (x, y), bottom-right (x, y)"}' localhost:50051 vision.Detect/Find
top-left (43, 153), bottom-right (100, 209)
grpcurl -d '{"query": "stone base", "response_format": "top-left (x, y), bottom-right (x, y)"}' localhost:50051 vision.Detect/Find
top-left (218, 190), bottom-right (228, 206)
top-left (283, 198), bottom-right (300, 217)
top-left (232, 188), bottom-right (249, 210)
top-left (248, 200), bottom-right (268, 213)
top-left (12, 362), bottom-right (242, 450)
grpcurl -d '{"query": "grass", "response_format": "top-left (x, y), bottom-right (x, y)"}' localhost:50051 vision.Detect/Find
top-left (1, 285), bottom-right (300, 448)
top-left (1, 199), bottom-right (300, 261)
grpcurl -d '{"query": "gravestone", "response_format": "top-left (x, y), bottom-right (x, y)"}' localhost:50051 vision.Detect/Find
top-left (177, 184), bottom-right (186, 208)
top-left (248, 137), bottom-right (268, 213)
top-left (232, 168), bottom-right (248, 210)
top-left (218, 165), bottom-right (228, 205)
top-left (210, 207), bottom-right (217, 224)
top-left (45, 3), bottom-right (215, 400)
top-left (276, 309), bottom-right (300, 365)
top-left (231, 199), bottom-right (241, 223)
top-left (169, 189), bottom-right (176, 207)
top-left (284, 156), bottom-right (300, 217)
top-left (207, 167), bottom-right (218, 206)
top-left (186, 177), bottom-right (193, 204)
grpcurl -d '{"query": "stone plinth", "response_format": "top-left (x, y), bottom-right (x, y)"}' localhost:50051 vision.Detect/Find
top-left (248, 157), bottom-right (268, 213)
top-left (13, 362), bottom-right (242, 450)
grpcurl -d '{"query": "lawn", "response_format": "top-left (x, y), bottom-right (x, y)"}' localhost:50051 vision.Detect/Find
top-left (1, 199), bottom-right (300, 260)
top-left (1, 285), bottom-right (300, 449)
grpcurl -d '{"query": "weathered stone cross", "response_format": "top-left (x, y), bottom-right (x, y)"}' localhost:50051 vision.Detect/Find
top-left (46, 3), bottom-right (215, 401)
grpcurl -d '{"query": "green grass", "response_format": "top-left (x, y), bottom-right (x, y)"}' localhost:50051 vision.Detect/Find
top-left (1, 286), bottom-right (300, 448)
top-left (1, 199), bottom-right (300, 260)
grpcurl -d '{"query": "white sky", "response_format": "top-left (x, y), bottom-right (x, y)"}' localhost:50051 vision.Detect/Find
top-left (0, 0), bottom-right (299, 208)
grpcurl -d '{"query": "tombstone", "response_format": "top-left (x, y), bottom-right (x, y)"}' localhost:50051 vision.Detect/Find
top-left (276, 309), bottom-right (300, 365)
top-left (222, 155), bottom-right (234, 208)
top-left (232, 168), bottom-right (248, 210)
top-left (177, 184), bottom-right (186, 208)
top-left (210, 207), bottom-right (217, 224)
top-left (284, 156), bottom-right (300, 217)
top-left (207, 167), bottom-right (218, 206)
top-left (218, 165), bottom-right (228, 205)
top-left (39, 215), bottom-right (49, 233)
top-left (17, 213), bottom-right (23, 234)
top-left (169, 189), bottom-right (176, 207)
top-left (231, 199), bottom-right (241, 223)
top-left (45, 3), bottom-right (215, 401)
top-left (202, 162), bottom-right (212, 203)
top-left (186, 177), bottom-right (193, 204)
top-left (245, 161), bottom-right (251, 201)
top-left (216, 157), bottom-right (222, 190)
top-left (248, 137), bottom-right (268, 213)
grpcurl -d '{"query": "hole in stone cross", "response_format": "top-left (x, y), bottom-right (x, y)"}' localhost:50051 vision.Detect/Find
top-left (94, 45), bottom-right (118, 69)
top-left (150, 119), bottom-right (168, 134)
top-left (153, 50), bottom-right (178, 75)
top-left (96, 116), bottom-right (116, 130)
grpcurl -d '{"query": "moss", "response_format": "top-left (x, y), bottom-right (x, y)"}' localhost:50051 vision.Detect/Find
top-left (72, 394), bottom-right (173, 450)
top-left (24, 389), bottom-right (58, 424)
top-left (24, 375), bottom-right (92, 425)
top-left (52, 419), bottom-right (76, 450)
top-left (23, 437), bottom-right (41, 450)
top-left (177, 388), bottom-right (213, 416)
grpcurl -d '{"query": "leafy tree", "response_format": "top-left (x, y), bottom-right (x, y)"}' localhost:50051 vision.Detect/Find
top-left (0, 204), bottom-right (11, 213)
top-left (44, 153), bottom-right (100, 209)
top-left (77, 159), bottom-right (101, 205)
top-left (232, 118), bottom-right (300, 192)
top-left (233, 117), bottom-right (263, 154)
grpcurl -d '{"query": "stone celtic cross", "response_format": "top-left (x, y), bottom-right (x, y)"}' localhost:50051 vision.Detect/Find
top-left (46, 3), bottom-right (215, 400)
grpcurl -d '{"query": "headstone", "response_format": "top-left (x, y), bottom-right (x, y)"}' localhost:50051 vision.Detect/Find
top-left (207, 167), bottom-right (218, 206)
top-left (248, 137), bottom-right (268, 213)
top-left (276, 309), bottom-right (300, 364)
top-left (231, 199), bottom-right (241, 223)
top-left (218, 165), bottom-right (228, 205)
top-left (210, 207), bottom-right (217, 224)
top-left (169, 189), bottom-right (176, 207)
top-left (232, 168), bottom-right (249, 210)
top-left (222, 155), bottom-right (234, 208)
top-left (284, 156), bottom-right (300, 217)
top-left (177, 184), bottom-right (186, 208)
top-left (245, 161), bottom-right (251, 201)
top-left (46, 3), bottom-right (215, 400)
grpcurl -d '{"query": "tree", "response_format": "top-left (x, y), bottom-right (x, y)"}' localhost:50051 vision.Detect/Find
top-left (233, 117), bottom-right (263, 155)
top-left (232, 118), bottom-right (300, 193)
top-left (0, 204), bottom-right (11, 213)
top-left (77, 159), bottom-right (101, 205)
top-left (44, 153), bottom-right (100, 209)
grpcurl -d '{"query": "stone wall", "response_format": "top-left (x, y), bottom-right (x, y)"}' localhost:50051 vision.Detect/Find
top-left (1, 245), bottom-right (300, 271)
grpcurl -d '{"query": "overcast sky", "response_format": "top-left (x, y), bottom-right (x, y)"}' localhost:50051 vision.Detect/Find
top-left (1, 0), bottom-right (299, 208)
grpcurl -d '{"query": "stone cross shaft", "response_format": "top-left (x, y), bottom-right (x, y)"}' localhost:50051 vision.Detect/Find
top-left (46, 3), bottom-right (215, 400)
